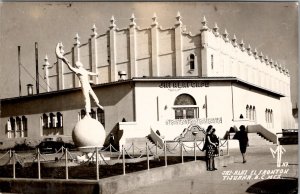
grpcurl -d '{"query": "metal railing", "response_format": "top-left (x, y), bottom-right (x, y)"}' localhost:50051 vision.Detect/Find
top-left (0, 138), bottom-right (229, 180)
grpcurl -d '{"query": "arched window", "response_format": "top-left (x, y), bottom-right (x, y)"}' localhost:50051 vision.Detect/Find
top-left (16, 117), bottom-right (22, 131)
top-left (10, 117), bottom-right (16, 132)
top-left (90, 109), bottom-right (96, 119)
top-left (97, 108), bottom-right (105, 126)
top-left (189, 54), bottom-right (195, 70)
top-left (268, 109), bottom-right (272, 123)
top-left (265, 109), bottom-right (268, 123)
top-left (249, 105), bottom-right (253, 120)
top-left (174, 94), bottom-right (198, 119)
top-left (21, 116), bottom-right (28, 137)
top-left (22, 116), bottom-right (27, 131)
top-left (57, 112), bottom-right (63, 128)
top-left (253, 106), bottom-right (256, 122)
top-left (49, 113), bottom-right (55, 128)
top-left (174, 94), bottom-right (196, 105)
top-left (270, 110), bottom-right (273, 124)
top-left (43, 113), bottom-right (48, 128)
top-left (7, 119), bottom-right (12, 138)
top-left (246, 105), bottom-right (249, 119)
top-left (80, 109), bottom-right (86, 119)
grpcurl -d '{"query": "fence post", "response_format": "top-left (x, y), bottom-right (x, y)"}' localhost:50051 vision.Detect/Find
top-left (96, 147), bottom-right (99, 180)
top-left (132, 142), bottom-right (135, 156)
top-left (218, 138), bottom-right (220, 157)
top-left (12, 151), bottom-right (16, 179)
top-left (122, 145), bottom-right (126, 175)
top-left (109, 144), bottom-right (112, 157)
top-left (65, 148), bottom-right (69, 180)
top-left (37, 148), bottom-right (41, 179)
top-left (181, 143), bottom-right (184, 164)
top-left (9, 149), bottom-right (12, 158)
top-left (156, 141), bottom-right (158, 155)
top-left (164, 141), bottom-right (167, 167)
top-left (227, 136), bottom-right (229, 156)
top-left (194, 139), bottom-right (196, 161)
top-left (146, 142), bottom-right (149, 170)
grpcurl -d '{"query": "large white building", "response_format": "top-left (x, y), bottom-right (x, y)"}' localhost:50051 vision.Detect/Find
top-left (0, 13), bottom-right (295, 148)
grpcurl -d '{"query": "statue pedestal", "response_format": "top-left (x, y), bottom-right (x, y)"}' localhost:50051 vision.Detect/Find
top-left (72, 116), bottom-right (105, 149)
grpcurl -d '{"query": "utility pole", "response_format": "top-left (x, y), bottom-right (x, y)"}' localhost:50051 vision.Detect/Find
top-left (35, 42), bottom-right (39, 94)
top-left (18, 46), bottom-right (21, 96)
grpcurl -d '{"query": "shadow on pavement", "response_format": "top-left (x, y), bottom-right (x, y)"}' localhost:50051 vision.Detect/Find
top-left (246, 178), bottom-right (298, 194)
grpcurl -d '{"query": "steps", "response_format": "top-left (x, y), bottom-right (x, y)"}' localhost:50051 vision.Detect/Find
top-left (248, 133), bottom-right (274, 146)
top-left (124, 137), bottom-right (157, 155)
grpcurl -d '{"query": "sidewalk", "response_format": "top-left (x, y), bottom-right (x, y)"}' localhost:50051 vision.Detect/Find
top-left (119, 144), bottom-right (298, 194)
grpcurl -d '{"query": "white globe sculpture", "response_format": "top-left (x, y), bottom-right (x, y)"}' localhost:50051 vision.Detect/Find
top-left (72, 116), bottom-right (105, 148)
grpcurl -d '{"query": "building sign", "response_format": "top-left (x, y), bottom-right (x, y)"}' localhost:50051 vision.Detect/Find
top-left (159, 81), bottom-right (209, 89)
top-left (165, 117), bottom-right (222, 125)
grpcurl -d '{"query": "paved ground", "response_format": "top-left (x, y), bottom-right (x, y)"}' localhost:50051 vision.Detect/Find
top-left (119, 144), bottom-right (298, 194)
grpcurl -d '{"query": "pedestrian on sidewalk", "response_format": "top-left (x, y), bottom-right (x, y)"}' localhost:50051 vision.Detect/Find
top-left (210, 128), bottom-right (219, 170)
top-left (204, 125), bottom-right (218, 171)
top-left (234, 125), bottom-right (249, 163)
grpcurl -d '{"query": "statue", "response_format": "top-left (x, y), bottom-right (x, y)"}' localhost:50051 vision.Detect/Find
top-left (55, 42), bottom-right (105, 148)
top-left (55, 43), bottom-right (103, 114)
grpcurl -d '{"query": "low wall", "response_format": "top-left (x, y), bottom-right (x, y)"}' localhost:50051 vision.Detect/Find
top-left (0, 156), bottom-right (234, 194)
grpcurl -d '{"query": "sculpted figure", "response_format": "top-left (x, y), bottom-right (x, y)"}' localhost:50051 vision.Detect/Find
top-left (56, 43), bottom-right (103, 114)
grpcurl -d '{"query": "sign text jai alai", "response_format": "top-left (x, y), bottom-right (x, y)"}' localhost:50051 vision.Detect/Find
top-left (159, 81), bottom-right (209, 88)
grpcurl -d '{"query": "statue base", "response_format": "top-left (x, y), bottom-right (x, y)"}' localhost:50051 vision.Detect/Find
top-left (72, 116), bottom-right (105, 148)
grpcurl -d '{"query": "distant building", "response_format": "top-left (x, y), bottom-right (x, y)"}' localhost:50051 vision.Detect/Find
top-left (0, 13), bottom-right (295, 148)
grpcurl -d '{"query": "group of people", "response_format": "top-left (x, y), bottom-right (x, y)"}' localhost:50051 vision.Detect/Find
top-left (202, 125), bottom-right (219, 171)
top-left (202, 125), bottom-right (249, 171)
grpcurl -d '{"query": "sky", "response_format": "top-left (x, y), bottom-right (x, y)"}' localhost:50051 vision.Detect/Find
top-left (0, 2), bottom-right (298, 107)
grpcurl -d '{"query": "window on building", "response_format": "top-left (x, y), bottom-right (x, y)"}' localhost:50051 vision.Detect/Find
top-left (249, 106), bottom-right (253, 120)
top-left (253, 106), bottom-right (256, 122)
top-left (97, 108), bottom-right (105, 126)
top-left (15, 117), bottom-right (22, 138)
top-left (270, 110), bottom-right (273, 123)
top-left (80, 109), bottom-right (86, 119)
top-left (57, 112), bottom-right (63, 128)
top-left (246, 105), bottom-right (249, 119)
top-left (50, 113), bottom-right (57, 128)
top-left (264, 108), bottom-right (273, 128)
top-left (21, 116), bottom-right (28, 137)
top-left (42, 113), bottom-right (48, 128)
top-left (90, 109), bottom-right (96, 119)
top-left (6, 116), bottom-right (28, 138)
top-left (42, 112), bottom-right (63, 136)
top-left (174, 94), bottom-right (198, 119)
top-left (7, 118), bottom-right (15, 138)
top-left (189, 54), bottom-right (195, 70)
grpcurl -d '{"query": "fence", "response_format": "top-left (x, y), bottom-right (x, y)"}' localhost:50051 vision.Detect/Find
top-left (0, 138), bottom-right (229, 180)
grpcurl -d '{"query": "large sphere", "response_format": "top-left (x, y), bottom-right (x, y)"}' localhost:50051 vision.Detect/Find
top-left (72, 116), bottom-right (105, 148)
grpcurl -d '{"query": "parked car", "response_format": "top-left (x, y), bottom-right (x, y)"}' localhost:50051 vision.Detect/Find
top-left (37, 140), bottom-right (76, 154)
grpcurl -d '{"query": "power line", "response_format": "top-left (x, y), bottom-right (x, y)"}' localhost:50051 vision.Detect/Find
top-left (20, 63), bottom-right (48, 92)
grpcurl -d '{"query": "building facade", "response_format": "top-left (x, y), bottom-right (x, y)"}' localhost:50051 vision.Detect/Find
top-left (0, 13), bottom-right (294, 147)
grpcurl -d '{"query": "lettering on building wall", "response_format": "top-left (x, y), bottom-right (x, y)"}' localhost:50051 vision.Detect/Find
top-left (159, 81), bottom-right (209, 89)
top-left (165, 117), bottom-right (222, 125)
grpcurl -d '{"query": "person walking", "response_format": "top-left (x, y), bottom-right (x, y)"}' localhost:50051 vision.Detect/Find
top-left (234, 125), bottom-right (249, 163)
